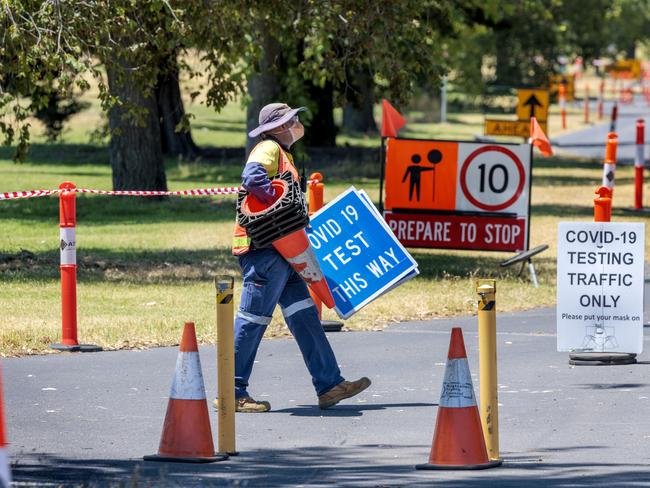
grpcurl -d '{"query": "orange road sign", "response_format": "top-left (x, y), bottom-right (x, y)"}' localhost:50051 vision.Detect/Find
top-left (484, 119), bottom-right (547, 139)
top-left (516, 89), bottom-right (549, 122)
top-left (384, 139), bottom-right (458, 211)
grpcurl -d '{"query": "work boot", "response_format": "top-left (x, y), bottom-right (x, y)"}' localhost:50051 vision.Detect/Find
top-left (318, 377), bottom-right (371, 409)
top-left (212, 397), bottom-right (271, 413)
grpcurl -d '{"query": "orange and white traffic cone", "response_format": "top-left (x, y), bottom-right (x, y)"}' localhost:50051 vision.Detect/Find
top-left (273, 229), bottom-right (335, 309)
top-left (144, 322), bottom-right (227, 463)
top-left (0, 366), bottom-right (11, 488)
top-left (416, 328), bottom-right (502, 470)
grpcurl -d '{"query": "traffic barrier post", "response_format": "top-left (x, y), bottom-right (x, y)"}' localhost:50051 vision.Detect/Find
top-left (476, 280), bottom-right (500, 463)
top-left (216, 277), bottom-right (237, 456)
top-left (307, 172), bottom-right (343, 332)
top-left (50, 182), bottom-right (101, 353)
top-left (602, 132), bottom-right (618, 198)
top-left (308, 172), bottom-right (324, 215)
top-left (609, 103), bottom-right (618, 133)
top-left (559, 84), bottom-right (567, 130)
top-left (583, 84), bottom-right (589, 124)
top-left (634, 119), bottom-right (645, 210)
top-left (594, 186), bottom-right (612, 222)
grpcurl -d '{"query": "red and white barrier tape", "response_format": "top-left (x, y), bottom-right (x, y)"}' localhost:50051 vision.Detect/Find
top-left (1, 179), bottom-right (320, 201)
top-left (0, 186), bottom-right (241, 201)
top-left (1, 179), bottom-right (320, 202)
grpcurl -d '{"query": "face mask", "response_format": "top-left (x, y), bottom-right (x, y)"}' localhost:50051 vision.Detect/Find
top-left (288, 124), bottom-right (304, 145)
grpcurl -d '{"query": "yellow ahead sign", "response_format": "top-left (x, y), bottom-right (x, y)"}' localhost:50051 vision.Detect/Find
top-left (484, 119), bottom-right (548, 139)
top-left (516, 89), bottom-right (549, 122)
top-left (605, 59), bottom-right (642, 79)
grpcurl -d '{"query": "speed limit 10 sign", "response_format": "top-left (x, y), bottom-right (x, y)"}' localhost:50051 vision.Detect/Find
top-left (383, 138), bottom-right (531, 252)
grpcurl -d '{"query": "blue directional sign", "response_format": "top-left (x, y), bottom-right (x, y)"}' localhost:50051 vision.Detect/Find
top-left (307, 187), bottom-right (419, 319)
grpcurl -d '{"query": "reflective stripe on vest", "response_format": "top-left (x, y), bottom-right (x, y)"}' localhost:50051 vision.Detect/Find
top-left (232, 140), bottom-right (299, 255)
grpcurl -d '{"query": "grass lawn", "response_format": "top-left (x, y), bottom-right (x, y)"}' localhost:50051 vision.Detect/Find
top-left (1, 95), bottom-right (647, 356)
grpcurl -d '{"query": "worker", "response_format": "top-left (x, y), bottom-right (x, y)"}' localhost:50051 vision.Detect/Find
top-left (224, 102), bottom-right (371, 412)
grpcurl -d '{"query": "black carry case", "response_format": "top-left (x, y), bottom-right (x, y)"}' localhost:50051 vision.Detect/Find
top-left (237, 171), bottom-right (310, 248)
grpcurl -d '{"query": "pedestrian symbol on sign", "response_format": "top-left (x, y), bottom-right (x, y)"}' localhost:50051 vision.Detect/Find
top-left (402, 154), bottom-right (433, 202)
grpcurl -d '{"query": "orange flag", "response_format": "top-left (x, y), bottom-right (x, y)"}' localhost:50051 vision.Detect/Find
top-left (381, 99), bottom-right (406, 138)
top-left (530, 116), bottom-right (553, 157)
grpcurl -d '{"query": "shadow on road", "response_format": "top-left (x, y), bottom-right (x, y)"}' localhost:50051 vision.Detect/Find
top-left (12, 446), bottom-right (650, 487)
top-left (576, 383), bottom-right (649, 390)
top-left (273, 402), bottom-right (437, 417)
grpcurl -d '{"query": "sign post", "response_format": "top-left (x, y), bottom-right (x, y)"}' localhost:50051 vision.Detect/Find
top-left (556, 222), bottom-right (645, 363)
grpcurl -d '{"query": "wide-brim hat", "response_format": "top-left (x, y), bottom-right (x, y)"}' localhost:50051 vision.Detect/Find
top-left (248, 103), bottom-right (306, 138)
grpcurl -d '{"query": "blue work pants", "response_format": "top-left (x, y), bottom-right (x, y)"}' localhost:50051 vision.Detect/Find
top-left (234, 247), bottom-right (344, 398)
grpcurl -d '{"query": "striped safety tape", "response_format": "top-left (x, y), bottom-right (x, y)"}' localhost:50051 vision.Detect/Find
top-left (0, 180), bottom-right (319, 201)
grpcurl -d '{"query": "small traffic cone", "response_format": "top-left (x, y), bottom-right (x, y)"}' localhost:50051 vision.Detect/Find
top-left (0, 366), bottom-right (11, 488)
top-left (144, 322), bottom-right (227, 463)
top-left (273, 229), bottom-right (336, 309)
top-left (416, 328), bottom-right (502, 470)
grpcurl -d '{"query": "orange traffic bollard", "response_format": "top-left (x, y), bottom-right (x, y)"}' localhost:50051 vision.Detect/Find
top-left (594, 187), bottom-right (612, 223)
top-left (583, 84), bottom-right (590, 124)
top-left (602, 132), bottom-right (618, 198)
top-left (51, 182), bottom-right (101, 353)
top-left (634, 120), bottom-right (645, 210)
top-left (307, 172), bottom-right (324, 317)
top-left (308, 172), bottom-right (324, 215)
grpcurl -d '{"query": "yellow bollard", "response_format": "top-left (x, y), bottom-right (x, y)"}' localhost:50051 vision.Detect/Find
top-left (476, 279), bottom-right (500, 462)
top-left (216, 276), bottom-right (237, 455)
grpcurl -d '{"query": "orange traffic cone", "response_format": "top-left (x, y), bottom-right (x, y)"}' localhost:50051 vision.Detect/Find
top-left (416, 328), bottom-right (502, 470)
top-left (0, 366), bottom-right (11, 487)
top-left (273, 229), bottom-right (335, 309)
top-left (144, 322), bottom-right (227, 463)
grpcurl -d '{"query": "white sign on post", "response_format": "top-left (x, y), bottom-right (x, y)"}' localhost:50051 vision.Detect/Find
top-left (557, 222), bottom-right (645, 354)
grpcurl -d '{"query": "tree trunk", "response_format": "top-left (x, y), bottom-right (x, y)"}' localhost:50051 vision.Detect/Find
top-left (246, 27), bottom-right (282, 153)
top-left (157, 64), bottom-right (201, 160)
top-left (495, 32), bottom-right (518, 86)
top-left (342, 69), bottom-right (377, 133)
top-left (107, 66), bottom-right (168, 191)
top-left (303, 81), bottom-right (336, 146)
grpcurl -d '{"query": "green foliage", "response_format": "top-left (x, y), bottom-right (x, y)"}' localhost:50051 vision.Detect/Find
top-left (446, 0), bottom-right (650, 91)
top-left (0, 1), bottom-right (247, 160)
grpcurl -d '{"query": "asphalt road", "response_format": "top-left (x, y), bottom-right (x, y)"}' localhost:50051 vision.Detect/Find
top-left (4, 272), bottom-right (650, 487)
top-left (552, 97), bottom-right (650, 163)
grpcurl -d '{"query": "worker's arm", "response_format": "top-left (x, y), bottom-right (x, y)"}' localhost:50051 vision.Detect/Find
top-left (242, 141), bottom-right (280, 204)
